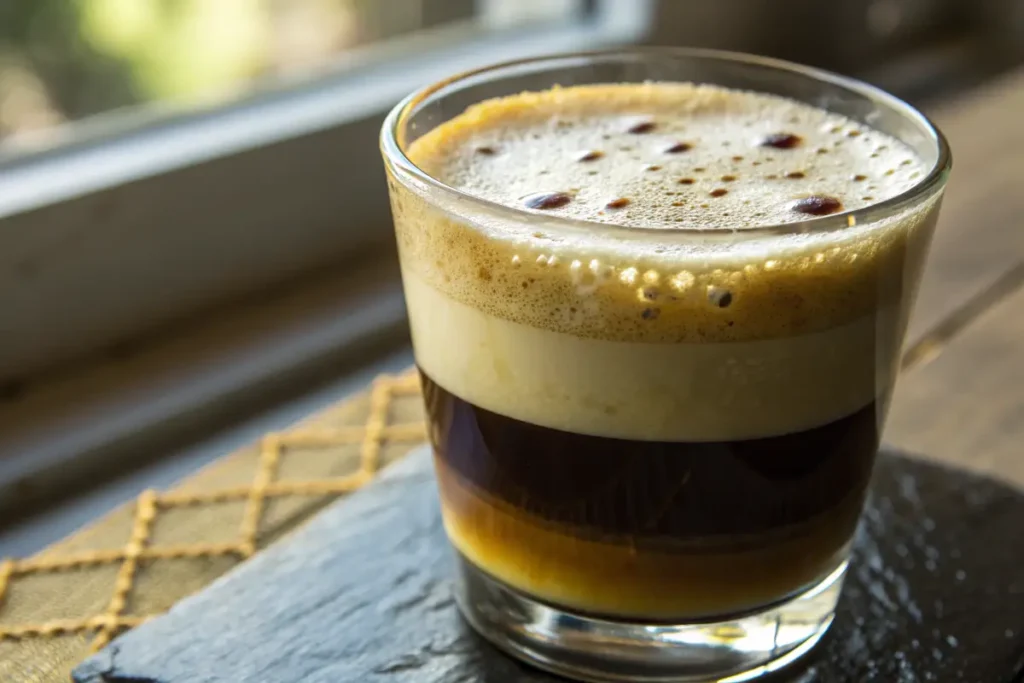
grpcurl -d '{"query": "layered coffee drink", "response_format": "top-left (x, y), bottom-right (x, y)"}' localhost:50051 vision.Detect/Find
top-left (389, 83), bottom-right (940, 621)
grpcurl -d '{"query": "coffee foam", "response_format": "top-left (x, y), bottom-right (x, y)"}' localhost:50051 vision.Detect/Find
top-left (393, 84), bottom-right (937, 345)
top-left (389, 83), bottom-right (939, 437)
top-left (410, 83), bottom-right (927, 231)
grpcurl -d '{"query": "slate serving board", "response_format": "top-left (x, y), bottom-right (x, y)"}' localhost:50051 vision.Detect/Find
top-left (74, 446), bottom-right (1024, 683)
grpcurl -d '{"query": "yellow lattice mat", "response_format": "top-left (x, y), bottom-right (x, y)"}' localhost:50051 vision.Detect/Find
top-left (0, 369), bottom-right (428, 682)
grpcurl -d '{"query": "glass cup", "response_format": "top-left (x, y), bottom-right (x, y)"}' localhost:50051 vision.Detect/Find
top-left (380, 48), bottom-right (950, 682)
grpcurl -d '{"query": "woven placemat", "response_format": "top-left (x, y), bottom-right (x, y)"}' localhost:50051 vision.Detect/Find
top-left (0, 369), bottom-right (426, 683)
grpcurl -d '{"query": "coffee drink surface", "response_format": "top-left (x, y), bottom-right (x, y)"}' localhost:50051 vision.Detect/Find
top-left (391, 83), bottom-right (938, 619)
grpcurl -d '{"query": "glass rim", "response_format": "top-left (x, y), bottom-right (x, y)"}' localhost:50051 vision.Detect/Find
top-left (380, 46), bottom-right (951, 240)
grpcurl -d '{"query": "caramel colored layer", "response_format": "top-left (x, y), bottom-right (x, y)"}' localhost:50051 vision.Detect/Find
top-left (436, 455), bottom-right (859, 620)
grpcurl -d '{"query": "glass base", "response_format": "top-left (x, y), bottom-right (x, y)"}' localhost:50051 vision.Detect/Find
top-left (454, 554), bottom-right (844, 683)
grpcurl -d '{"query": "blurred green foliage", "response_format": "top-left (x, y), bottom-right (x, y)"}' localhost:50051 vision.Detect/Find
top-left (0, 0), bottom-right (369, 127)
top-left (0, 0), bottom-right (139, 121)
top-left (77, 0), bottom-right (268, 103)
top-left (0, 0), bottom-right (489, 141)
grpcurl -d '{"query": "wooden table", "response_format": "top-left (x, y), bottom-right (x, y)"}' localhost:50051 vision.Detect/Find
top-left (886, 68), bottom-right (1024, 485)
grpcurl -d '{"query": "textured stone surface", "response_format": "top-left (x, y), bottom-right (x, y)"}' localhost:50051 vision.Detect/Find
top-left (74, 447), bottom-right (1024, 683)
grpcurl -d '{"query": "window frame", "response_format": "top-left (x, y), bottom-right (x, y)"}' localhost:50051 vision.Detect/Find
top-left (0, 0), bottom-right (655, 520)
top-left (0, 0), bottom-right (655, 384)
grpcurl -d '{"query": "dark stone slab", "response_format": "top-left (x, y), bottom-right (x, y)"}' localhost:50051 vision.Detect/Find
top-left (74, 447), bottom-right (1024, 683)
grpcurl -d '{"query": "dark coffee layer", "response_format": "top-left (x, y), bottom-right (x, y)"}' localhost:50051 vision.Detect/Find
top-left (423, 369), bottom-right (878, 549)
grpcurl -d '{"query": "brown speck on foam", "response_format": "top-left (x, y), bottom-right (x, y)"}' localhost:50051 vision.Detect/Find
top-left (577, 150), bottom-right (604, 162)
top-left (606, 197), bottom-right (630, 209)
top-left (475, 145), bottom-right (497, 155)
top-left (792, 195), bottom-right (843, 216)
top-left (678, 177), bottom-right (695, 185)
top-left (786, 171), bottom-right (806, 179)
top-left (524, 192), bottom-right (572, 210)
top-left (721, 175), bottom-right (737, 182)
top-left (645, 165), bottom-right (662, 172)
top-left (627, 120), bottom-right (656, 134)
top-left (853, 174), bottom-right (868, 182)
top-left (761, 132), bottom-right (802, 149)
top-left (664, 142), bottom-right (692, 154)
top-left (709, 188), bottom-right (728, 197)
